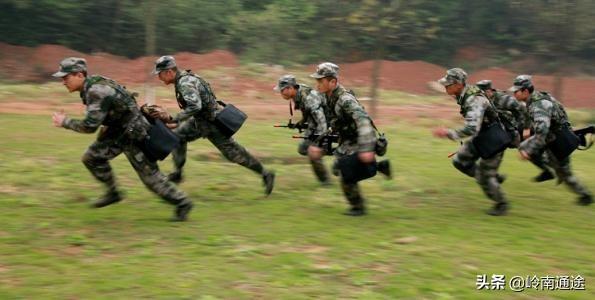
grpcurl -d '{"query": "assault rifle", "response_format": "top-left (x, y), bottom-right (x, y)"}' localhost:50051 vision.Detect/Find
top-left (293, 128), bottom-right (339, 155)
top-left (273, 119), bottom-right (308, 133)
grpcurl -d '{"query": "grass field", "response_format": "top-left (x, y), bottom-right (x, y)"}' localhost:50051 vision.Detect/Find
top-left (1, 106), bottom-right (594, 299)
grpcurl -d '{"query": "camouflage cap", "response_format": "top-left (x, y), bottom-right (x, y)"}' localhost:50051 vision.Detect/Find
top-left (274, 74), bottom-right (298, 92)
top-left (509, 75), bottom-right (533, 92)
top-left (52, 57), bottom-right (87, 78)
top-left (476, 79), bottom-right (493, 91)
top-left (438, 68), bottom-right (467, 86)
top-left (310, 62), bottom-right (339, 79)
top-left (152, 55), bottom-right (177, 75)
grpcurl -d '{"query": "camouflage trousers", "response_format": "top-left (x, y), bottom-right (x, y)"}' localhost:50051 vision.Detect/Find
top-left (333, 140), bottom-right (365, 209)
top-left (530, 149), bottom-right (591, 198)
top-left (81, 138), bottom-right (187, 205)
top-left (172, 116), bottom-right (265, 175)
top-left (452, 140), bottom-right (507, 204)
top-left (298, 139), bottom-right (329, 183)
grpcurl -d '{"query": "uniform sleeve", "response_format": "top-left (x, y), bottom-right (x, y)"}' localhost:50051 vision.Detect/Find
top-left (500, 93), bottom-right (527, 130)
top-left (304, 92), bottom-right (327, 135)
top-left (340, 95), bottom-right (376, 152)
top-left (62, 84), bottom-right (112, 133)
top-left (173, 76), bottom-right (203, 122)
top-left (447, 95), bottom-right (488, 140)
top-left (519, 100), bottom-right (553, 156)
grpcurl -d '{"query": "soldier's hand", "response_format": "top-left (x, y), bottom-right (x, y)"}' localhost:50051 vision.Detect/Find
top-left (166, 122), bottom-right (178, 129)
top-left (519, 150), bottom-right (530, 160)
top-left (432, 127), bottom-right (449, 139)
top-left (307, 145), bottom-right (323, 160)
top-left (523, 129), bottom-right (531, 140)
top-left (52, 110), bottom-right (66, 127)
top-left (358, 151), bottom-right (375, 164)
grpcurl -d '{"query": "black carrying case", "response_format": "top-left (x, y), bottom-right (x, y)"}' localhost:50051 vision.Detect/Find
top-left (141, 119), bottom-right (180, 162)
top-left (214, 100), bottom-right (247, 137)
top-left (337, 153), bottom-right (377, 184)
top-left (472, 122), bottom-right (512, 159)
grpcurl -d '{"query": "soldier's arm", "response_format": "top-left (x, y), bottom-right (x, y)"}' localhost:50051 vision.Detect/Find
top-left (341, 96), bottom-right (376, 152)
top-left (447, 96), bottom-right (487, 140)
top-left (500, 93), bottom-right (527, 128)
top-left (173, 77), bottom-right (203, 122)
top-left (304, 93), bottom-right (327, 135)
top-left (519, 100), bottom-right (553, 156)
top-left (62, 84), bottom-right (111, 133)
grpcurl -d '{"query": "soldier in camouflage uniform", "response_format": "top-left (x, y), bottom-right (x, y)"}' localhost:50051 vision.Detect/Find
top-left (150, 56), bottom-right (275, 196)
top-left (476, 79), bottom-right (527, 148)
top-left (51, 57), bottom-right (193, 221)
top-left (274, 75), bottom-right (330, 185)
top-left (310, 63), bottom-right (391, 216)
top-left (511, 75), bottom-right (592, 205)
top-left (432, 68), bottom-right (509, 216)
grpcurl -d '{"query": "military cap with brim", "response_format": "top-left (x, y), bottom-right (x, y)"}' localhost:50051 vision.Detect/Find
top-left (152, 55), bottom-right (177, 75)
top-left (52, 57), bottom-right (87, 78)
top-left (508, 75), bottom-right (533, 92)
top-left (437, 68), bottom-right (468, 86)
top-left (476, 79), bottom-right (493, 91)
top-left (309, 62), bottom-right (339, 79)
top-left (274, 74), bottom-right (298, 92)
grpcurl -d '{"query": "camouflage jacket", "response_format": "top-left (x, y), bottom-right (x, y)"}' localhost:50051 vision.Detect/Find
top-left (489, 90), bottom-right (528, 131)
top-left (325, 85), bottom-right (376, 152)
top-left (293, 84), bottom-right (327, 136)
top-left (173, 70), bottom-right (218, 122)
top-left (63, 75), bottom-right (148, 141)
top-left (447, 85), bottom-right (499, 140)
top-left (519, 91), bottom-right (571, 156)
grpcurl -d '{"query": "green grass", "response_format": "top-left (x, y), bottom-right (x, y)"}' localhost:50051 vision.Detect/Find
top-left (0, 113), bottom-right (594, 299)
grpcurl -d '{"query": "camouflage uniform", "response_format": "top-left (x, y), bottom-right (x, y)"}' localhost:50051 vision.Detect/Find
top-left (153, 56), bottom-right (272, 192)
top-left (311, 63), bottom-right (377, 212)
top-left (53, 58), bottom-right (191, 217)
top-left (511, 75), bottom-right (592, 201)
top-left (477, 79), bottom-right (528, 148)
top-left (276, 75), bottom-right (329, 183)
top-left (439, 69), bottom-right (508, 212)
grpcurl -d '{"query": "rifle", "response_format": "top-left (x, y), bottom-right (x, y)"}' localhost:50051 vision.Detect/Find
top-left (273, 119), bottom-right (309, 133)
top-left (575, 125), bottom-right (594, 150)
top-left (293, 128), bottom-right (339, 155)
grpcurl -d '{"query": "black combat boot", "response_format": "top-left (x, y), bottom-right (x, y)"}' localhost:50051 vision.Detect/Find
top-left (167, 171), bottom-right (183, 184)
top-left (343, 206), bottom-right (367, 216)
top-left (578, 195), bottom-right (593, 206)
top-left (91, 189), bottom-right (122, 208)
top-left (486, 202), bottom-right (508, 216)
top-left (263, 171), bottom-right (275, 196)
top-left (171, 201), bottom-right (193, 222)
top-left (533, 170), bottom-right (554, 182)
top-left (377, 160), bottom-right (392, 179)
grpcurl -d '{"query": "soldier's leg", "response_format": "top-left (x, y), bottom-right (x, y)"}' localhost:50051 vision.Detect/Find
top-left (124, 144), bottom-right (193, 221)
top-left (452, 140), bottom-right (479, 178)
top-left (298, 140), bottom-right (329, 184)
top-left (547, 152), bottom-right (592, 204)
top-left (208, 127), bottom-right (275, 195)
top-left (477, 151), bottom-right (508, 215)
top-left (529, 150), bottom-right (555, 182)
top-left (340, 180), bottom-right (366, 216)
top-left (81, 140), bottom-right (124, 207)
top-left (170, 117), bottom-right (202, 181)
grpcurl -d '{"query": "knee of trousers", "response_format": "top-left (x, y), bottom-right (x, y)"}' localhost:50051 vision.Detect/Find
top-left (82, 152), bottom-right (102, 168)
top-left (452, 159), bottom-right (474, 173)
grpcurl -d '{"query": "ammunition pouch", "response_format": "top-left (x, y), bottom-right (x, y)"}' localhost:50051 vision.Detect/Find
top-left (214, 100), bottom-right (247, 137)
top-left (375, 133), bottom-right (388, 156)
top-left (472, 122), bottom-right (512, 159)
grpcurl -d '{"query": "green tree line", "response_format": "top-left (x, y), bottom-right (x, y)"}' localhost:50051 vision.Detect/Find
top-left (1, 0), bottom-right (595, 66)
